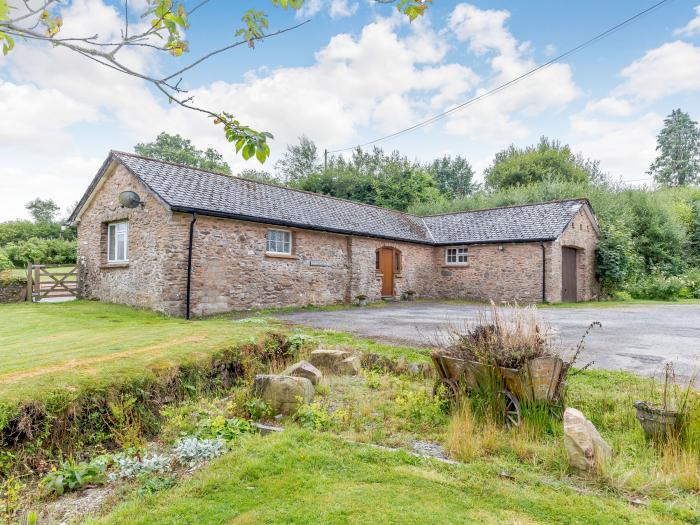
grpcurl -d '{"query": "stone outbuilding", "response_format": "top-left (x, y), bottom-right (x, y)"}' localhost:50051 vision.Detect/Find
top-left (69, 151), bottom-right (600, 317)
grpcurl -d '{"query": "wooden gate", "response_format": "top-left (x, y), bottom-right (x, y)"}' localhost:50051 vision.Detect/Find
top-left (26, 263), bottom-right (79, 302)
top-left (561, 247), bottom-right (578, 303)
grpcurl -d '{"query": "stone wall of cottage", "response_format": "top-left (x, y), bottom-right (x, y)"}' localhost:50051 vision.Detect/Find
top-left (432, 242), bottom-right (547, 303)
top-left (76, 163), bottom-right (183, 313)
top-left (347, 237), bottom-right (436, 302)
top-left (187, 217), bottom-right (438, 316)
top-left (546, 207), bottom-right (599, 302)
top-left (78, 168), bottom-right (600, 314)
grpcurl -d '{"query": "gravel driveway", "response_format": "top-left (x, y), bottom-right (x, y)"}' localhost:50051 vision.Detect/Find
top-left (277, 302), bottom-right (700, 380)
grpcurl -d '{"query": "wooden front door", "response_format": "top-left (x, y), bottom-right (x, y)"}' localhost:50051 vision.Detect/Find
top-left (379, 247), bottom-right (395, 297)
top-left (561, 247), bottom-right (578, 302)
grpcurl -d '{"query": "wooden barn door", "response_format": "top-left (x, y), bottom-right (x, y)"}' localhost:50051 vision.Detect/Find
top-left (561, 247), bottom-right (578, 302)
top-left (378, 247), bottom-right (395, 297)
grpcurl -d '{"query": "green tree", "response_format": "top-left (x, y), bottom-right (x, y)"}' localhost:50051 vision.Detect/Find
top-left (25, 198), bottom-right (60, 223)
top-left (648, 109), bottom-right (700, 187)
top-left (274, 136), bottom-right (321, 183)
top-left (135, 133), bottom-right (232, 175)
top-left (0, 1), bottom-right (430, 163)
top-left (428, 155), bottom-right (478, 198)
top-left (484, 137), bottom-right (593, 190)
top-left (238, 169), bottom-right (279, 184)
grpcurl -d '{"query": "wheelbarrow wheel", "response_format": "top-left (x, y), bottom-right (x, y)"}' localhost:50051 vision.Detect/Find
top-left (433, 378), bottom-right (459, 404)
top-left (498, 390), bottom-right (522, 427)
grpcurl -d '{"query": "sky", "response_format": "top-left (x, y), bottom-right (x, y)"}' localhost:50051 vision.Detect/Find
top-left (1, 0), bottom-right (699, 221)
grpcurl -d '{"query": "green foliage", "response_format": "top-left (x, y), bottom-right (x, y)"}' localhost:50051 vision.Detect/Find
top-left (25, 198), bottom-right (60, 223)
top-left (428, 155), bottom-right (478, 198)
top-left (595, 221), bottom-right (639, 293)
top-left (285, 141), bottom-right (441, 211)
top-left (0, 220), bottom-right (76, 245)
top-left (134, 132), bottom-right (232, 174)
top-left (0, 251), bottom-right (12, 273)
top-left (145, 0), bottom-right (189, 56)
top-left (197, 416), bottom-right (253, 442)
top-left (219, 113), bottom-right (273, 163)
top-left (236, 9), bottom-right (269, 48)
top-left (626, 271), bottom-right (700, 301)
top-left (294, 401), bottom-right (331, 431)
top-left (40, 459), bottom-right (107, 496)
top-left (649, 109), bottom-right (700, 187)
top-left (274, 135), bottom-right (321, 183)
top-left (484, 137), bottom-right (594, 190)
top-left (3, 237), bottom-right (76, 266)
top-left (238, 169), bottom-right (278, 183)
top-left (137, 475), bottom-right (175, 496)
top-left (245, 398), bottom-right (272, 421)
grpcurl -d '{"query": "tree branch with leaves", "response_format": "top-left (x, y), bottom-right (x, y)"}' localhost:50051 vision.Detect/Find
top-left (0, 0), bottom-right (431, 163)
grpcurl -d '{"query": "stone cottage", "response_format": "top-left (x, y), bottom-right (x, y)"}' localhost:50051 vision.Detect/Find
top-left (69, 151), bottom-right (600, 317)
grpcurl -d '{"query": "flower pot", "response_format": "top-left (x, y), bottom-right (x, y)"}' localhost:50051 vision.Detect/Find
top-left (634, 401), bottom-right (680, 440)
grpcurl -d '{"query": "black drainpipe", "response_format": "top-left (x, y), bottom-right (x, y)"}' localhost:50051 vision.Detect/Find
top-left (541, 242), bottom-right (546, 303)
top-left (186, 213), bottom-right (197, 320)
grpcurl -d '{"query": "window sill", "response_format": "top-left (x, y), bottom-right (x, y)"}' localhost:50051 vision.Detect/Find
top-left (265, 252), bottom-right (299, 260)
top-left (101, 262), bottom-right (129, 269)
top-left (440, 264), bottom-right (469, 269)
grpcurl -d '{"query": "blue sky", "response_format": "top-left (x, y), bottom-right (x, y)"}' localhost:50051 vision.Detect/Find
top-left (1, 0), bottom-right (699, 220)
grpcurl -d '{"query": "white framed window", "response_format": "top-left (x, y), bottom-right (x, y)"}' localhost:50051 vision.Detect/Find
top-left (107, 221), bottom-right (128, 263)
top-left (266, 229), bottom-right (292, 255)
top-left (445, 246), bottom-right (468, 265)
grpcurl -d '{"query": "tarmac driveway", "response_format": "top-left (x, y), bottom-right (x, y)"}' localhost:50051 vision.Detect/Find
top-left (277, 302), bottom-right (700, 380)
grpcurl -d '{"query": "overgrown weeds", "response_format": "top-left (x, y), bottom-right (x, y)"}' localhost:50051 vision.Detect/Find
top-left (440, 303), bottom-right (555, 368)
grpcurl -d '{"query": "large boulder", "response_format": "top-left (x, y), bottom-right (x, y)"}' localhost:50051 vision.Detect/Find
top-left (563, 407), bottom-right (612, 473)
top-left (252, 375), bottom-right (314, 415)
top-left (336, 355), bottom-right (361, 376)
top-left (308, 349), bottom-right (353, 373)
top-left (283, 360), bottom-right (322, 386)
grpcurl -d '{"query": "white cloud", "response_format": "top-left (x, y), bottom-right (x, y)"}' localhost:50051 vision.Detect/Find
top-left (445, 3), bottom-right (579, 141)
top-left (674, 4), bottom-right (700, 37)
top-left (0, 80), bottom-right (99, 153)
top-left (298, 0), bottom-right (323, 18)
top-left (582, 97), bottom-right (636, 118)
top-left (330, 0), bottom-right (359, 19)
top-left (614, 41), bottom-right (700, 103)
top-left (570, 112), bottom-right (662, 183)
top-left (183, 17), bottom-right (479, 150)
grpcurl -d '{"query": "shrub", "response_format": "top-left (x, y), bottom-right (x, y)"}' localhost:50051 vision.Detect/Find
top-left (3, 237), bottom-right (76, 266)
top-left (0, 220), bottom-right (76, 245)
top-left (40, 459), bottom-right (107, 496)
top-left (245, 398), bottom-right (272, 421)
top-left (110, 451), bottom-right (171, 480)
top-left (294, 401), bottom-right (331, 431)
top-left (0, 250), bottom-right (13, 272)
top-left (172, 437), bottom-right (226, 468)
top-left (626, 274), bottom-right (684, 301)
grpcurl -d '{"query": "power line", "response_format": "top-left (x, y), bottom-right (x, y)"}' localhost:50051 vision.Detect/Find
top-left (327, 0), bottom-right (673, 154)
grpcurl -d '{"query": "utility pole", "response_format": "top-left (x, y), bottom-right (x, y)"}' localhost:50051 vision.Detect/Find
top-left (324, 148), bottom-right (328, 171)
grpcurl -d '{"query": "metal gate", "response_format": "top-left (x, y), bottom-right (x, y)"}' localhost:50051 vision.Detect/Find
top-left (26, 264), bottom-right (79, 302)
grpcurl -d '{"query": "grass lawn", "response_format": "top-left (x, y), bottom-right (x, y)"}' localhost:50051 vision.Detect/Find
top-left (88, 429), bottom-right (688, 525)
top-left (0, 301), bottom-right (268, 407)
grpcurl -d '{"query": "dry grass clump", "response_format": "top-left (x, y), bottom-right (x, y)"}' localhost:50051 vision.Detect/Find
top-left (442, 303), bottom-right (556, 368)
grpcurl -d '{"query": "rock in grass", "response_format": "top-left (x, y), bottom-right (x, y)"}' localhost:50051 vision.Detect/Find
top-left (283, 360), bottom-right (322, 385)
top-left (252, 375), bottom-right (314, 416)
top-left (308, 349), bottom-right (353, 372)
top-left (336, 355), bottom-right (361, 376)
top-left (563, 407), bottom-right (612, 473)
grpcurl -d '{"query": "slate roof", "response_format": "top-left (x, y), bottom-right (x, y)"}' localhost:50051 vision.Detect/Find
top-left (71, 151), bottom-right (594, 245)
top-left (421, 200), bottom-right (589, 244)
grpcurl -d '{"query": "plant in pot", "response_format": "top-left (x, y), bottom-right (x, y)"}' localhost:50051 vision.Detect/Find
top-left (634, 363), bottom-right (695, 442)
top-left (356, 294), bottom-right (368, 306)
